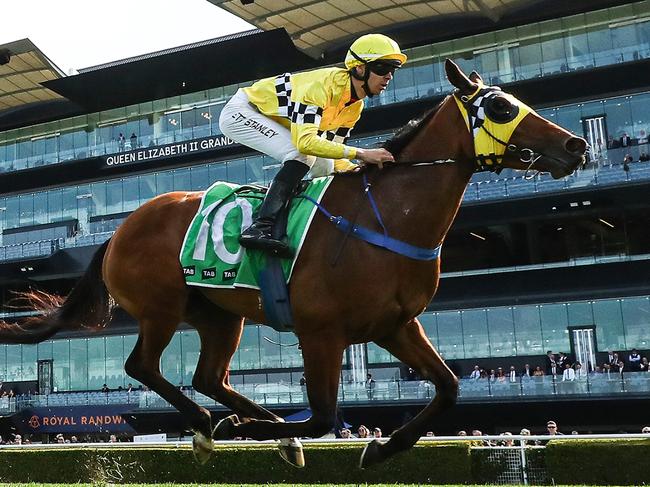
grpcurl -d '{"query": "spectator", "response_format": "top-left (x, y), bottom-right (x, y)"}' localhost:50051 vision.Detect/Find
top-left (118, 133), bottom-right (126, 151)
top-left (130, 132), bottom-right (138, 149)
top-left (13, 434), bottom-right (22, 445)
top-left (70, 435), bottom-right (78, 443)
top-left (606, 350), bottom-right (616, 367)
top-left (533, 366), bottom-right (544, 377)
top-left (620, 132), bottom-right (631, 147)
top-left (357, 425), bottom-right (370, 439)
top-left (545, 351), bottom-right (557, 376)
top-left (508, 365), bottom-right (517, 383)
top-left (365, 373), bottom-right (375, 399)
top-left (641, 426), bottom-right (650, 434)
top-left (562, 363), bottom-right (576, 381)
top-left (575, 362), bottom-right (587, 379)
top-left (546, 420), bottom-right (563, 436)
top-left (496, 367), bottom-right (506, 383)
top-left (628, 349), bottom-right (641, 371)
top-left (457, 430), bottom-right (467, 436)
top-left (373, 427), bottom-right (382, 438)
top-left (469, 365), bottom-right (480, 380)
top-left (299, 374), bottom-right (306, 386)
top-left (425, 431), bottom-right (434, 437)
top-left (488, 369), bottom-right (496, 382)
top-left (521, 364), bottom-right (532, 378)
top-left (471, 430), bottom-right (482, 436)
top-left (101, 384), bottom-right (110, 393)
top-left (340, 428), bottom-right (352, 439)
top-left (109, 434), bottom-right (117, 443)
top-left (571, 430), bottom-right (579, 435)
top-left (607, 134), bottom-right (620, 149)
top-left (640, 152), bottom-right (649, 162)
top-left (126, 383), bottom-right (133, 393)
top-left (56, 433), bottom-right (65, 444)
top-left (640, 357), bottom-right (649, 372)
top-left (501, 432), bottom-right (514, 446)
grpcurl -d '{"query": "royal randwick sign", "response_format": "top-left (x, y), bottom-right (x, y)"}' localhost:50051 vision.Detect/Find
top-left (17, 406), bottom-right (135, 433)
top-left (103, 135), bottom-right (238, 168)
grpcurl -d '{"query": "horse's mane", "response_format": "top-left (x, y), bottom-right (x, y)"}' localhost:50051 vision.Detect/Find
top-left (382, 99), bottom-right (445, 158)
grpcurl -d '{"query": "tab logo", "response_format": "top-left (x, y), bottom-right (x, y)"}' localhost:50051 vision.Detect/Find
top-left (183, 266), bottom-right (195, 276)
top-left (222, 269), bottom-right (237, 280)
top-left (201, 268), bottom-right (217, 280)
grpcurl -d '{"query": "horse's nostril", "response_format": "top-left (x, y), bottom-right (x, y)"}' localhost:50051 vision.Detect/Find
top-left (565, 136), bottom-right (588, 155)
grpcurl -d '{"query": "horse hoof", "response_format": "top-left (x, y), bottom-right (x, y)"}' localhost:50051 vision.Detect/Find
top-left (278, 437), bottom-right (305, 468)
top-left (212, 414), bottom-right (240, 440)
top-left (359, 439), bottom-right (385, 469)
top-left (192, 431), bottom-right (214, 465)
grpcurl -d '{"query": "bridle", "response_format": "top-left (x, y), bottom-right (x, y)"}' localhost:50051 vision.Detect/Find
top-left (456, 86), bottom-right (542, 178)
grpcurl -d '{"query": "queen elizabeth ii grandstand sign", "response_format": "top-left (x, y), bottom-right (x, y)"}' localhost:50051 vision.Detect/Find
top-left (103, 135), bottom-right (238, 167)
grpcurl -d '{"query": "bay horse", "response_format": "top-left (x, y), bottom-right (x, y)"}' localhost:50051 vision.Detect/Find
top-left (0, 60), bottom-right (586, 468)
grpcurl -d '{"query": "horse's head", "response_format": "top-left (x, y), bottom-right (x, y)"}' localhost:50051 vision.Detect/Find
top-left (445, 59), bottom-right (587, 178)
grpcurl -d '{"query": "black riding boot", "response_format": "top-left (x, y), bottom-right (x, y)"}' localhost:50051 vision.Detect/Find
top-left (239, 160), bottom-right (309, 258)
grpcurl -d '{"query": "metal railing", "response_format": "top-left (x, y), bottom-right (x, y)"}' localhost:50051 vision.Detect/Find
top-left (3, 372), bottom-right (648, 413)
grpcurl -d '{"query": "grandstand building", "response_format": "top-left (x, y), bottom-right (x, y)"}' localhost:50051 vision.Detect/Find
top-left (0, 0), bottom-right (649, 439)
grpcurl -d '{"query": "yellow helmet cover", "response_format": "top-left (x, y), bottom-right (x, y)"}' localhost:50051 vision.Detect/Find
top-left (454, 84), bottom-right (535, 169)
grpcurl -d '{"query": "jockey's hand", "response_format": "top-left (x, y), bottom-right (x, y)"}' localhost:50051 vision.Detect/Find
top-left (356, 148), bottom-right (394, 169)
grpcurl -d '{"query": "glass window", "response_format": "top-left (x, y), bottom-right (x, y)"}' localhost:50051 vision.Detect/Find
top-left (461, 309), bottom-right (489, 358)
top-left (435, 311), bottom-right (464, 359)
top-left (52, 340), bottom-right (70, 391)
top-left (105, 335), bottom-right (124, 389)
top-left (0, 347), bottom-right (6, 382)
top-left (366, 342), bottom-right (394, 364)
top-left (37, 341), bottom-right (53, 360)
top-left (122, 176), bottom-right (140, 212)
top-left (280, 332), bottom-right (302, 368)
top-left (239, 326), bottom-right (260, 369)
top-left (539, 303), bottom-right (569, 353)
top-left (69, 338), bottom-right (88, 390)
top-left (22, 344), bottom-right (37, 381)
top-left (181, 331), bottom-right (200, 386)
top-left (630, 92), bottom-right (650, 142)
top-left (620, 296), bottom-right (650, 349)
top-left (259, 327), bottom-right (282, 368)
top-left (88, 337), bottom-right (106, 390)
top-left (6, 345), bottom-right (21, 381)
top-left (419, 313), bottom-right (438, 345)
top-left (161, 333), bottom-right (182, 386)
top-left (105, 179), bottom-right (123, 214)
top-left (567, 301), bottom-right (594, 326)
top-left (604, 96), bottom-right (633, 140)
top-left (592, 299), bottom-right (625, 351)
top-left (486, 307), bottom-right (516, 357)
top-left (513, 305), bottom-right (544, 355)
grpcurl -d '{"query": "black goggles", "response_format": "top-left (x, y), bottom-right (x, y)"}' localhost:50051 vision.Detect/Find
top-left (368, 61), bottom-right (400, 76)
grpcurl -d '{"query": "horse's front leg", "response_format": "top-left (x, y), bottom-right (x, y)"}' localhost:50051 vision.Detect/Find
top-left (216, 333), bottom-right (345, 441)
top-left (361, 317), bottom-right (458, 468)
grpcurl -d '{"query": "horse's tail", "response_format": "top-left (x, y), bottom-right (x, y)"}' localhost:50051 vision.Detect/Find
top-left (0, 239), bottom-right (113, 344)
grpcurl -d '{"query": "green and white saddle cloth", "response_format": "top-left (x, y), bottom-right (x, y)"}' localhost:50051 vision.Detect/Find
top-left (180, 177), bottom-right (332, 289)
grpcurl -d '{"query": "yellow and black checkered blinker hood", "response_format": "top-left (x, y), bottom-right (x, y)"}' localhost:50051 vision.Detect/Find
top-left (454, 84), bottom-right (535, 171)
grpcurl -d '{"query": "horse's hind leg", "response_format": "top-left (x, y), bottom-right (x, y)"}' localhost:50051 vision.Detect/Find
top-left (360, 317), bottom-right (458, 469)
top-left (187, 301), bottom-right (304, 467)
top-left (124, 317), bottom-right (213, 464)
top-left (225, 333), bottom-right (345, 442)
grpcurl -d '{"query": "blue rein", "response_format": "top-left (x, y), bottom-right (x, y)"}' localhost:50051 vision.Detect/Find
top-left (301, 174), bottom-right (442, 261)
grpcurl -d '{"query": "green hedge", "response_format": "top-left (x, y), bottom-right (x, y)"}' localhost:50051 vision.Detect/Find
top-left (546, 438), bottom-right (650, 485)
top-left (0, 442), bottom-right (472, 484)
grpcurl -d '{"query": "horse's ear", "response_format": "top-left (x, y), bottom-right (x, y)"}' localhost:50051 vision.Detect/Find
top-left (469, 71), bottom-right (483, 84)
top-left (444, 59), bottom-right (477, 95)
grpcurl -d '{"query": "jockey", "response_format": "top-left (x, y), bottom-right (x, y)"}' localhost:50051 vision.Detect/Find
top-left (219, 33), bottom-right (407, 258)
